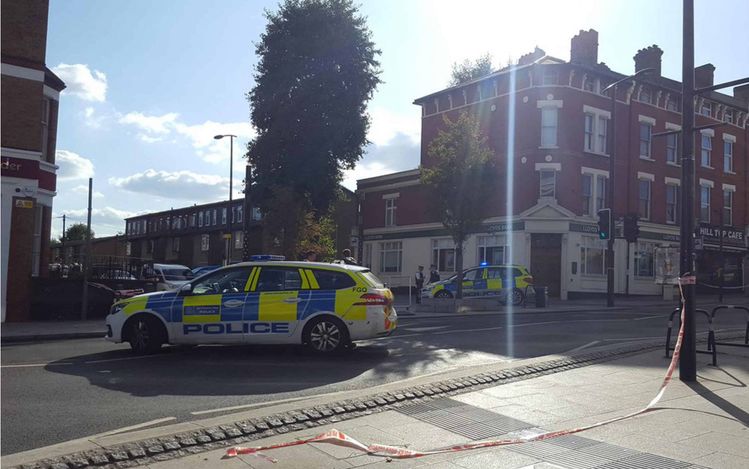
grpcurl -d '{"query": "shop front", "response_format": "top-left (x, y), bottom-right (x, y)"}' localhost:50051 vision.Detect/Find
top-left (695, 224), bottom-right (747, 294)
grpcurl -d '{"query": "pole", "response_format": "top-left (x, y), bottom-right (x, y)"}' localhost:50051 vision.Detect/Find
top-left (226, 136), bottom-right (234, 265)
top-left (81, 177), bottom-right (93, 320)
top-left (679, 0), bottom-right (697, 382)
top-left (242, 164), bottom-right (252, 261)
top-left (719, 208), bottom-right (724, 303)
top-left (607, 84), bottom-right (616, 307)
top-left (61, 214), bottom-right (66, 265)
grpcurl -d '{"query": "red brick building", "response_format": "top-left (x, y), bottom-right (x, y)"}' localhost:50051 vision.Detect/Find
top-left (357, 30), bottom-right (748, 298)
top-left (1, 0), bottom-right (65, 321)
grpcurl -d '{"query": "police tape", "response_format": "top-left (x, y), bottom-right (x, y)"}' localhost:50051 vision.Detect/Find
top-left (225, 281), bottom-right (688, 461)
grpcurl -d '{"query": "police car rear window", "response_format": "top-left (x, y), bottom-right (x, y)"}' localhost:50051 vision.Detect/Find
top-left (359, 271), bottom-right (385, 288)
top-left (313, 270), bottom-right (356, 290)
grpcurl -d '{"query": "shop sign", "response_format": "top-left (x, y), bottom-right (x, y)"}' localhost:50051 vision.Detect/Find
top-left (569, 222), bottom-right (598, 234)
top-left (486, 221), bottom-right (525, 233)
top-left (697, 224), bottom-right (745, 249)
top-left (15, 199), bottom-right (34, 209)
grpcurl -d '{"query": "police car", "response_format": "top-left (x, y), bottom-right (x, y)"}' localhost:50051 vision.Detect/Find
top-left (422, 264), bottom-right (533, 306)
top-left (106, 256), bottom-right (397, 354)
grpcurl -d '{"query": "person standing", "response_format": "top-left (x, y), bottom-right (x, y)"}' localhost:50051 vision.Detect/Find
top-left (341, 248), bottom-right (358, 265)
top-left (414, 265), bottom-right (425, 304)
top-left (429, 264), bottom-right (440, 283)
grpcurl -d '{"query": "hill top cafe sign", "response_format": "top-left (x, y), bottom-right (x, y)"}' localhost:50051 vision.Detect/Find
top-left (697, 224), bottom-right (746, 250)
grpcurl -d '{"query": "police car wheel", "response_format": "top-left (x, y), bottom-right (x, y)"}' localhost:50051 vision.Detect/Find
top-left (511, 289), bottom-right (524, 306)
top-left (304, 317), bottom-right (350, 354)
top-left (435, 290), bottom-right (452, 299)
top-left (128, 316), bottom-right (164, 354)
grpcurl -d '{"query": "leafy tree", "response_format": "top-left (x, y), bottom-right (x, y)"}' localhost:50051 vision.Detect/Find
top-left (449, 53), bottom-right (493, 86)
top-left (421, 112), bottom-right (495, 299)
top-left (61, 223), bottom-right (94, 242)
top-left (247, 0), bottom-right (381, 253)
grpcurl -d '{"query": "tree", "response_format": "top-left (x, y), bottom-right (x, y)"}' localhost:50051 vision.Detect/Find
top-left (449, 53), bottom-right (493, 86)
top-left (421, 112), bottom-right (495, 299)
top-left (247, 0), bottom-right (381, 253)
top-left (62, 223), bottom-right (94, 242)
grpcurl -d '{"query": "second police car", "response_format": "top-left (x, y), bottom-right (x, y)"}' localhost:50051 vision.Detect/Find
top-left (106, 256), bottom-right (397, 354)
top-left (422, 264), bottom-right (534, 306)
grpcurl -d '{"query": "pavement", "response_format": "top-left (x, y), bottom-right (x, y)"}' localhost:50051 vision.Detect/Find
top-left (136, 345), bottom-right (749, 469)
top-left (4, 334), bottom-right (748, 469)
top-left (0, 319), bottom-right (106, 343)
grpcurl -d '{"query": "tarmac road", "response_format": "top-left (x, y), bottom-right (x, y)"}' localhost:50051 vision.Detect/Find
top-left (2, 305), bottom-right (744, 455)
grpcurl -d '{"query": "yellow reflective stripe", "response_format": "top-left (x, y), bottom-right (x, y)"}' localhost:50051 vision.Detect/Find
top-left (258, 291), bottom-right (297, 321)
top-left (305, 269), bottom-right (319, 289)
top-left (487, 279), bottom-right (501, 290)
top-left (482, 268), bottom-right (488, 280)
top-left (183, 294), bottom-right (221, 323)
top-left (337, 289), bottom-right (366, 320)
top-left (122, 297), bottom-right (148, 316)
top-left (299, 269), bottom-right (310, 289)
top-left (244, 267), bottom-right (258, 292)
top-left (251, 267), bottom-right (261, 291)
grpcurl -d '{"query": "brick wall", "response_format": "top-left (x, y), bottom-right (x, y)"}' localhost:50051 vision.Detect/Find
top-left (1, 0), bottom-right (48, 66)
top-left (5, 198), bottom-right (35, 321)
top-left (1, 76), bottom-right (43, 151)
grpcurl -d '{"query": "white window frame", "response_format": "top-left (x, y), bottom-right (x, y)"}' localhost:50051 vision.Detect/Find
top-left (234, 230), bottom-right (244, 249)
top-left (638, 178), bottom-right (652, 221)
top-left (582, 106), bottom-right (610, 155)
top-left (432, 238), bottom-right (456, 272)
top-left (379, 241), bottom-right (402, 273)
top-left (580, 167), bottom-right (609, 216)
top-left (665, 180), bottom-right (680, 225)
top-left (384, 197), bottom-right (397, 227)
top-left (701, 134), bottom-right (712, 168)
top-left (723, 189), bottom-right (733, 226)
top-left (666, 132), bottom-right (679, 165)
top-left (539, 169), bottom-right (556, 199)
top-left (198, 211), bottom-right (204, 227)
top-left (477, 236), bottom-right (506, 265)
top-left (538, 100), bottom-right (562, 148)
top-left (700, 101), bottom-right (712, 117)
top-left (723, 135), bottom-right (735, 173)
top-left (634, 241), bottom-right (656, 278)
top-left (222, 207), bottom-right (227, 225)
top-left (639, 122), bottom-right (653, 159)
top-left (580, 236), bottom-right (606, 276)
top-left (699, 183), bottom-right (712, 223)
top-left (41, 98), bottom-right (51, 162)
top-left (201, 234), bottom-right (210, 252)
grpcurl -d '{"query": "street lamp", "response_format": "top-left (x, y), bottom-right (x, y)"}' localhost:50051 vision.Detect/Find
top-left (214, 134), bottom-right (237, 265)
top-left (601, 67), bottom-right (654, 308)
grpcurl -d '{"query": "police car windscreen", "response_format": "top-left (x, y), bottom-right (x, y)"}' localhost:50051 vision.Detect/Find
top-left (162, 268), bottom-right (194, 280)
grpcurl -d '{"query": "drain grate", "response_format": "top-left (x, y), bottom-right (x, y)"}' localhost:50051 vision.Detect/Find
top-left (577, 443), bottom-right (641, 461)
top-left (594, 453), bottom-right (692, 469)
top-left (544, 434), bottom-right (600, 450)
top-left (449, 423), bottom-right (508, 441)
top-left (543, 449), bottom-right (612, 469)
top-left (506, 441), bottom-right (570, 458)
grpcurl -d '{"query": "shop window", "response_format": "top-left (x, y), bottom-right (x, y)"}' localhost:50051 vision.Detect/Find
top-left (477, 236), bottom-right (506, 265)
top-left (580, 236), bottom-right (606, 276)
top-left (379, 241), bottom-right (402, 273)
top-left (634, 242), bottom-right (656, 277)
top-left (432, 238), bottom-right (456, 272)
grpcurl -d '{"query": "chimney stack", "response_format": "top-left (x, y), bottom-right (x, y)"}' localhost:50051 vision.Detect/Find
top-left (695, 63), bottom-right (715, 89)
top-left (517, 46), bottom-right (546, 66)
top-left (570, 29), bottom-right (598, 66)
top-left (633, 45), bottom-right (663, 76)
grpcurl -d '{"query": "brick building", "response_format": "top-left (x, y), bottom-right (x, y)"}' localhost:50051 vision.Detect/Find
top-left (1, 0), bottom-right (66, 321)
top-left (124, 190), bottom-right (357, 267)
top-left (357, 30), bottom-right (748, 298)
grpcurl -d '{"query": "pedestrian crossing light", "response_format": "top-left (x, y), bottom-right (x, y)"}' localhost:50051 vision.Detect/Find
top-left (597, 208), bottom-right (612, 240)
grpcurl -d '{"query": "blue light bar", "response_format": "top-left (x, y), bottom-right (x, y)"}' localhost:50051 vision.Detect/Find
top-left (480, 261), bottom-right (488, 266)
top-left (250, 255), bottom-right (286, 261)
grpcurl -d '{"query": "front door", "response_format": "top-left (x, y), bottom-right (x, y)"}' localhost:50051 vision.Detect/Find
top-left (530, 234), bottom-right (562, 296)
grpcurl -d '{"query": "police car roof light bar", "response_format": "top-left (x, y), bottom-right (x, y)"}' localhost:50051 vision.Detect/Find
top-left (250, 255), bottom-right (286, 261)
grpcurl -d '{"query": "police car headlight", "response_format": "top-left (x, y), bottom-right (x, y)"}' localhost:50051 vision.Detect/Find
top-left (110, 303), bottom-right (125, 315)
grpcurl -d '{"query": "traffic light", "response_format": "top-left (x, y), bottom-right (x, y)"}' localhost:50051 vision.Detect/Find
top-left (623, 214), bottom-right (640, 243)
top-left (597, 208), bottom-right (612, 240)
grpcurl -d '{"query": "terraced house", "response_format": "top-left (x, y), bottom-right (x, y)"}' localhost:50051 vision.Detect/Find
top-left (357, 30), bottom-right (748, 299)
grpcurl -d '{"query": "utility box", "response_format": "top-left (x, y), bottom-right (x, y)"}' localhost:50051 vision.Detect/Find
top-left (535, 286), bottom-right (548, 308)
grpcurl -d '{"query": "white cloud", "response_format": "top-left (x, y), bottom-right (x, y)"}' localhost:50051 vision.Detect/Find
top-left (368, 108), bottom-right (420, 146)
top-left (82, 106), bottom-right (108, 129)
top-left (342, 133), bottom-right (421, 190)
top-left (71, 185), bottom-right (104, 198)
top-left (109, 169), bottom-right (241, 202)
top-left (51, 64), bottom-right (107, 102)
top-left (56, 150), bottom-right (95, 180)
top-left (118, 111), bottom-right (179, 140)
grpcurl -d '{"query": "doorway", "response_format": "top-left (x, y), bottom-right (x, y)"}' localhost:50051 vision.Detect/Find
top-left (530, 234), bottom-right (562, 297)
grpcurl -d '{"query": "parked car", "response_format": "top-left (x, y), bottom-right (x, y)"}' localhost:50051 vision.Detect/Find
top-left (191, 265), bottom-right (221, 277)
top-left (421, 264), bottom-right (534, 305)
top-left (142, 263), bottom-right (194, 291)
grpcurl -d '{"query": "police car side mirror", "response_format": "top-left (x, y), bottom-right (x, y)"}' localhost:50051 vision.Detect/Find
top-left (179, 283), bottom-right (192, 296)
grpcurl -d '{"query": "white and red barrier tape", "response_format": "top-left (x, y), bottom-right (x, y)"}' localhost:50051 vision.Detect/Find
top-left (225, 281), bottom-right (689, 462)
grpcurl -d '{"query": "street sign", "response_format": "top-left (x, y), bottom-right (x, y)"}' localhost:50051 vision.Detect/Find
top-left (15, 199), bottom-right (33, 209)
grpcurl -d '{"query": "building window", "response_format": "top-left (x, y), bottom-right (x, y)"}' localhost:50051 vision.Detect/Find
top-left (540, 108), bottom-right (558, 147)
top-left (700, 185), bottom-right (711, 222)
top-left (584, 114), bottom-right (594, 151)
top-left (582, 174), bottom-right (592, 215)
top-left (724, 110), bottom-right (733, 124)
top-left (190, 214), bottom-right (196, 227)
top-left (723, 140), bottom-right (733, 172)
top-left (237, 206), bottom-right (244, 223)
top-left (542, 69), bottom-right (557, 85)
top-left (639, 123), bottom-right (652, 158)
top-left (638, 179), bottom-right (651, 220)
top-left (172, 237), bottom-right (180, 253)
top-left (212, 209), bottom-right (217, 225)
top-left (583, 113), bottom-right (609, 154)
top-left (666, 133), bottom-right (679, 164)
top-left (477, 236), bottom-right (506, 265)
top-left (539, 170), bottom-right (556, 198)
top-left (667, 97), bottom-right (679, 112)
top-left (432, 238), bottom-right (456, 272)
top-left (198, 211), bottom-right (204, 227)
top-left (222, 208), bottom-right (227, 225)
top-left (379, 241), bottom-right (402, 273)
top-left (384, 198), bottom-right (396, 227)
top-left (700, 102), bottom-right (711, 117)
top-left (583, 76), bottom-right (595, 92)
top-left (723, 190), bottom-right (733, 226)
top-left (147, 240), bottom-right (154, 254)
top-left (363, 243), bottom-right (372, 268)
top-left (41, 98), bottom-right (51, 162)
top-left (234, 230), bottom-right (244, 249)
top-left (639, 87), bottom-right (652, 104)
top-left (701, 135), bottom-right (712, 167)
top-left (126, 242), bottom-right (132, 256)
top-left (666, 184), bottom-right (679, 224)
top-left (634, 242), bottom-right (656, 278)
top-left (595, 175), bottom-right (608, 213)
top-left (201, 234), bottom-right (210, 252)
top-left (580, 237), bottom-right (606, 276)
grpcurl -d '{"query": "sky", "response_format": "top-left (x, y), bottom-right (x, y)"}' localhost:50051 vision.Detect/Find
top-left (47, 0), bottom-right (749, 237)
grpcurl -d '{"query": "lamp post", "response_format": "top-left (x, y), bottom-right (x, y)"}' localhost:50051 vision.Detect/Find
top-left (601, 67), bottom-right (654, 308)
top-left (214, 134), bottom-right (237, 265)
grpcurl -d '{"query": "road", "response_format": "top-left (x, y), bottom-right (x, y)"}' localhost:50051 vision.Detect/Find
top-left (2, 306), bottom-right (744, 455)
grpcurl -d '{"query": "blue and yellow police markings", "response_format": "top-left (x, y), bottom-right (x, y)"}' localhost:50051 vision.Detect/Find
top-left (182, 294), bottom-right (222, 323)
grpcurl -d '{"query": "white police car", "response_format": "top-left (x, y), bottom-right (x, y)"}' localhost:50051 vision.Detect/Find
top-left (106, 256), bottom-right (397, 354)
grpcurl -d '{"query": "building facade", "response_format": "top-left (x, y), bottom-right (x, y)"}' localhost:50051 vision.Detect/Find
top-left (1, 0), bottom-right (66, 321)
top-left (357, 30), bottom-right (748, 298)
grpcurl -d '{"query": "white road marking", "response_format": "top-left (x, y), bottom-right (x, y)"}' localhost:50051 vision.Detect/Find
top-left (563, 340), bottom-right (601, 354)
top-left (602, 336), bottom-right (662, 341)
top-left (403, 326), bottom-right (450, 333)
top-left (0, 362), bottom-right (73, 368)
top-left (90, 417), bottom-right (177, 437)
top-left (84, 355), bottom-right (164, 364)
top-left (633, 315), bottom-right (662, 321)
